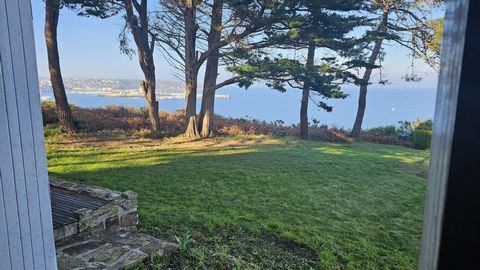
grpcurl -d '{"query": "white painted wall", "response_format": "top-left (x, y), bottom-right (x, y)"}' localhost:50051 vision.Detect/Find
top-left (0, 0), bottom-right (57, 269)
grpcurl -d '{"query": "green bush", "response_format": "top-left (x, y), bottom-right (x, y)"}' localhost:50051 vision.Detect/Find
top-left (366, 125), bottom-right (397, 137)
top-left (413, 119), bottom-right (433, 131)
top-left (397, 121), bottom-right (413, 139)
top-left (412, 129), bottom-right (432, 149)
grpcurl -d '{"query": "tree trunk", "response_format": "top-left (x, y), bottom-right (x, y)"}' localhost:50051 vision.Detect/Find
top-left (184, 0), bottom-right (200, 138)
top-left (300, 41), bottom-right (316, 140)
top-left (351, 7), bottom-right (390, 139)
top-left (45, 1), bottom-right (77, 133)
top-left (124, 0), bottom-right (161, 138)
top-left (185, 70), bottom-right (199, 138)
top-left (136, 50), bottom-right (161, 138)
top-left (141, 79), bottom-right (161, 137)
top-left (198, 0), bottom-right (223, 138)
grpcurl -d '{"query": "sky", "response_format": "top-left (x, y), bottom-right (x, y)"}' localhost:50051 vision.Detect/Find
top-left (31, 2), bottom-right (440, 89)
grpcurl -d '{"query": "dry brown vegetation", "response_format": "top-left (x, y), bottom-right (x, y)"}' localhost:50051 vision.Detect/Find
top-left (42, 102), bottom-right (417, 147)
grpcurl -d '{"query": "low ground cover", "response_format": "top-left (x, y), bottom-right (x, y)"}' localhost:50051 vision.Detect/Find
top-left (46, 131), bottom-right (428, 269)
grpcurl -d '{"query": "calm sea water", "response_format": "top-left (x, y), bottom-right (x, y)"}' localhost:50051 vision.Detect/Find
top-left (41, 86), bottom-right (437, 129)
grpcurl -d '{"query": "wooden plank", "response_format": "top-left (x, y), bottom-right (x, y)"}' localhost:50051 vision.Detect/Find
top-left (418, 1), bottom-right (470, 269)
top-left (435, 0), bottom-right (480, 268)
top-left (0, 0), bottom-right (57, 269)
top-left (0, 1), bottom-right (30, 268)
top-left (5, 0), bottom-right (45, 269)
top-left (0, 67), bottom-right (13, 270)
top-left (18, 0), bottom-right (57, 268)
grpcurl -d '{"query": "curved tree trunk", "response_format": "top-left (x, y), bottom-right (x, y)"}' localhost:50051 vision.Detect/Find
top-left (45, 1), bottom-right (77, 133)
top-left (184, 0), bottom-right (200, 138)
top-left (141, 79), bottom-right (161, 137)
top-left (124, 0), bottom-right (161, 138)
top-left (198, 0), bottom-right (223, 138)
top-left (351, 7), bottom-right (390, 139)
top-left (300, 41), bottom-right (316, 140)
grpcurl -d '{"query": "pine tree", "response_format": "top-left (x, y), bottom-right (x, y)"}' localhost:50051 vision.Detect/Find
top-left (44, 0), bottom-right (115, 133)
top-left (229, 0), bottom-right (368, 140)
top-left (351, 0), bottom-right (443, 138)
top-left (119, 0), bottom-right (162, 138)
top-left (154, 0), bottom-right (288, 138)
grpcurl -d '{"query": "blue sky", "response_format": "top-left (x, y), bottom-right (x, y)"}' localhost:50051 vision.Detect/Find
top-left (31, 2), bottom-right (440, 89)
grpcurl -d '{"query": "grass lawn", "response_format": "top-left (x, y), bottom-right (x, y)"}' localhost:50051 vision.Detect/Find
top-left (45, 133), bottom-right (429, 269)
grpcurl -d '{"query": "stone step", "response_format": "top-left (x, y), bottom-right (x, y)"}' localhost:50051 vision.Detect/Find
top-left (56, 231), bottom-right (178, 270)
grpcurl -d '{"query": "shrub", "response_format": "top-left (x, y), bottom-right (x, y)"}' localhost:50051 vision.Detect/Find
top-left (361, 125), bottom-right (405, 145)
top-left (413, 119), bottom-right (433, 130)
top-left (40, 101), bottom-right (396, 145)
top-left (41, 101), bottom-right (59, 124)
top-left (397, 121), bottom-right (414, 140)
top-left (367, 125), bottom-right (397, 136)
top-left (412, 129), bottom-right (432, 149)
top-left (309, 127), bottom-right (352, 143)
top-left (218, 125), bottom-right (246, 136)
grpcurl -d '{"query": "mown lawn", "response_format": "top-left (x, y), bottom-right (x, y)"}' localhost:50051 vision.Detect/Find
top-left (45, 133), bottom-right (429, 269)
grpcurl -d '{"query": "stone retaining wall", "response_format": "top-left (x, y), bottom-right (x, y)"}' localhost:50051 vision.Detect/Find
top-left (50, 177), bottom-right (139, 240)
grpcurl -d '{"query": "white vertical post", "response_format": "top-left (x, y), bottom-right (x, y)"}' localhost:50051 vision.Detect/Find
top-left (419, 0), bottom-right (470, 269)
top-left (0, 0), bottom-right (57, 269)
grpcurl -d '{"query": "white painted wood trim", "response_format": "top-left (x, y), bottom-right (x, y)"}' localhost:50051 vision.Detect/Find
top-left (0, 0), bottom-right (57, 269)
top-left (418, 1), bottom-right (470, 269)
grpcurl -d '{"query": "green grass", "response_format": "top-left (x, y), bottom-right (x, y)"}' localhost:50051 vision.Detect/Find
top-left (45, 134), bottom-right (429, 269)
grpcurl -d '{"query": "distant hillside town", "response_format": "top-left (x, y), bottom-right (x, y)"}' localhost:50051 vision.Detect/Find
top-left (39, 78), bottom-right (229, 100)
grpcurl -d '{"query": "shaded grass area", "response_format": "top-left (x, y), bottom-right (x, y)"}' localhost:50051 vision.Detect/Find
top-left (45, 134), bottom-right (429, 269)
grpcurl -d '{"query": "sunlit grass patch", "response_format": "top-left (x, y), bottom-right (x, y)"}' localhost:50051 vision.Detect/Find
top-left (46, 134), bottom-right (429, 269)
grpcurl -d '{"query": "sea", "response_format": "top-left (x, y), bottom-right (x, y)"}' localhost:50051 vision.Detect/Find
top-left (40, 86), bottom-right (437, 129)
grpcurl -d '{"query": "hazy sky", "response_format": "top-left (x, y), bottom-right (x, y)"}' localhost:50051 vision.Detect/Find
top-left (31, 2), bottom-right (440, 89)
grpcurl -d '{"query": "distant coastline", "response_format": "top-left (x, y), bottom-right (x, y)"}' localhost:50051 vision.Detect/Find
top-left (39, 77), bottom-right (229, 100)
top-left (96, 91), bottom-right (230, 100)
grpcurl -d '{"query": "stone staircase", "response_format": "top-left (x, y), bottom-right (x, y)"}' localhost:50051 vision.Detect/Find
top-left (50, 178), bottom-right (177, 269)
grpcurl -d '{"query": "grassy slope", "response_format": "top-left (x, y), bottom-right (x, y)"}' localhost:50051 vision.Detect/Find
top-left (46, 134), bottom-right (428, 269)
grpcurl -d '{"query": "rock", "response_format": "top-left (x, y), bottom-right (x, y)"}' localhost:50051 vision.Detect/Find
top-left (120, 212), bottom-right (138, 227)
top-left (106, 216), bottom-right (119, 230)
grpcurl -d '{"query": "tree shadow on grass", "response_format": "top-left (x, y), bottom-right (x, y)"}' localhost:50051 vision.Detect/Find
top-left (47, 142), bottom-right (428, 269)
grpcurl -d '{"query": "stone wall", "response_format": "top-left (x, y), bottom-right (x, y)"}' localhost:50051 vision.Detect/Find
top-left (50, 177), bottom-right (139, 240)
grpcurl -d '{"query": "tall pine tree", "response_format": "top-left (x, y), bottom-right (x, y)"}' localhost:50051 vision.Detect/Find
top-left (44, 0), bottom-right (117, 133)
top-left (230, 0), bottom-right (367, 140)
top-left (351, 0), bottom-right (443, 138)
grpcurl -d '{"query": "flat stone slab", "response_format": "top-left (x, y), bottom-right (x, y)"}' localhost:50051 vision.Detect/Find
top-left (56, 231), bottom-right (178, 270)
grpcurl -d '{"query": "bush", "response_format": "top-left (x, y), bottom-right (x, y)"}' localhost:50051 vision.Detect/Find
top-left (309, 127), bottom-right (352, 143)
top-left (413, 119), bottom-right (433, 131)
top-left (42, 101), bottom-right (421, 145)
top-left (397, 121), bottom-right (414, 139)
top-left (412, 129), bottom-right (432, 150)
top-left (367, 125), bottom-right (397, 136)
top-left (41, 101), bottom-right (59, 124)
top-left (361, 125), bottom-right (405, 145)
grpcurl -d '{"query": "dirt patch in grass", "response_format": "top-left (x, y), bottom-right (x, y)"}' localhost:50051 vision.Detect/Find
top-left (259, 232), bottom-right (318, 262)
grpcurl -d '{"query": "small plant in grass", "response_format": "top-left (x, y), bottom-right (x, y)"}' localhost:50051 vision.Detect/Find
top-left (44, 125), bottom-right (63, 137)
top-left (176, 234), bottom-right (195, 254)
top-left (79, 222), bottom-right (93, 236)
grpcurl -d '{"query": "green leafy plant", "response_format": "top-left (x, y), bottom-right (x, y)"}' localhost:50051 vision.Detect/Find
top-left (413, 119), bottom-right (433, 131)
top-left (412, 129), bottom-right (432, 150)
top-left (175, 234), bottom-right (195, 254)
